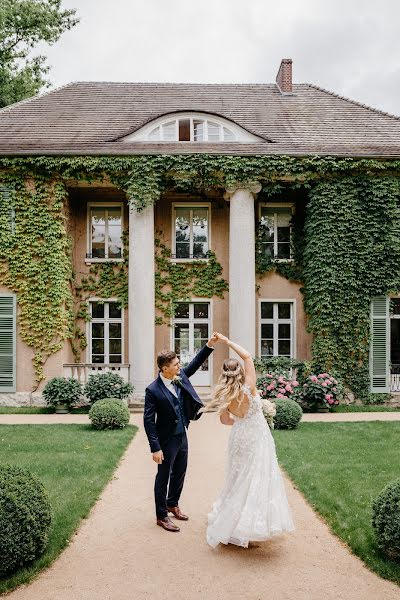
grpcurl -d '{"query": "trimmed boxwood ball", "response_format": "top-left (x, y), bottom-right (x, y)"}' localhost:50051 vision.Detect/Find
top-left (372, 479), bottom-right (400, 561)
top-left (89, 398), bottom-right (130, 430)
top-left (274, 398), bottom-right (303, 429)
top-left (0, 464), bottom-right (52, 576)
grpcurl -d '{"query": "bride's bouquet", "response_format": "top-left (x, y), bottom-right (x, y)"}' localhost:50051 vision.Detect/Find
top-left (260, 395), bottom-right (276, 430)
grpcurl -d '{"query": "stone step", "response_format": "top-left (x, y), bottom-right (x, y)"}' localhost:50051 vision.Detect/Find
top-left (129, 406), bottom-right (145, 413)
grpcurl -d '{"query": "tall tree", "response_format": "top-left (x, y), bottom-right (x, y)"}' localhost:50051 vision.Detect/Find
top-left (0, 0), bottom-right (79, 107)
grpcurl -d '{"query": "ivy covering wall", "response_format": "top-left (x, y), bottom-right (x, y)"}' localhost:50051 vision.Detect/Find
top-left (303, 177), bottom-right (400, 399)
top-left (0, 155), bottom-right (400, 397)
top-left (154, 236), bottom-right (228, 325)
top-left (0, 176), bottom-right (73, 386)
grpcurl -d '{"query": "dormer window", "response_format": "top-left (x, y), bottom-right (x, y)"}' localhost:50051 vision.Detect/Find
top-left (146, 117), bottom-right (236, 142)
top-left (122, 112), bottom-right (260, 143)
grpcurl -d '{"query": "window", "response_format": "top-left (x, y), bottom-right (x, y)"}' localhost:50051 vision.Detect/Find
top-left (148, 116), bottom-right (236, 142)
top-left (173, 302), bottom-right (210, 372)
top-left (149, 120), bottom-right (177, 141)
top-left (260, 301), bottom-right (294, 358)
top-left (259, 204), bottom-right (293, 260)
top-left (0, 294), bottom-right (16, 392)
top-left (390, 298), bottom-right (400, 389)
top-left (173, 204), bottom-right (209, 259)
top-left (123, 112), bottom-right (261, 143)
top-left (0, 186), bottom-right (15, 235)
top-left (87, 204), bottom-right (123, 260)
top-left (89, 301), bottom-right (123, 364)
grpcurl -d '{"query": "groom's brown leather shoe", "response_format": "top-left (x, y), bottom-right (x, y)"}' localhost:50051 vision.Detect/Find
top-left (167, 506), bottom-right (189, 521)
top-left (157, 517), bottom-right (180, 532)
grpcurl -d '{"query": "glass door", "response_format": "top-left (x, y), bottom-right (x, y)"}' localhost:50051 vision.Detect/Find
top-left (173, 302), bottom-right (211, 386)
top-left (390, 298), bottom-right (400, 391)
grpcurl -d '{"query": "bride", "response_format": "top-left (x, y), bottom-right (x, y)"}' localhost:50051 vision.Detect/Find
top-left (201, 332), bottom-right (295, 548)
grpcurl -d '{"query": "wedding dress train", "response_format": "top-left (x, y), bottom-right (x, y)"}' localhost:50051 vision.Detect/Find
top-left (207, 384), bottom-right (295, 548)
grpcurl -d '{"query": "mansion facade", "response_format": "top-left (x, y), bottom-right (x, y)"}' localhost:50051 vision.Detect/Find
top-left (0, 59), bottom-right (400, 403)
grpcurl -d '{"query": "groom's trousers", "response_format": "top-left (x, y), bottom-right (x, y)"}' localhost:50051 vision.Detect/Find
top-left (155, 431), bottom-right (188, 519)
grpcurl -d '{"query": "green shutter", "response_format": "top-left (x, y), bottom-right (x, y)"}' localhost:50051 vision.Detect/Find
top-left (370, 297), bottom-right (390, 393)
top-left (0, 295), bottom-right (16, 392)
top-left (0, 185), bottom-right (14, 233)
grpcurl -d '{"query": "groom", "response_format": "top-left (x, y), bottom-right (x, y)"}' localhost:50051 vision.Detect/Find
top-left (144, 334), bottom-right (218, 532)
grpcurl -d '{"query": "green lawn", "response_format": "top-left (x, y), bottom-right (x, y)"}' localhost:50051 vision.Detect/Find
top-left (274, 422), bottom-right (400, 585)
top-left (0, 406), bottom-right (54, 413)
top-left (331, 405), bottom-right (400, 412)
top-left (0, 406), bottom-right (91, 414)
top-left (0, 424), bottom-right (137, 593)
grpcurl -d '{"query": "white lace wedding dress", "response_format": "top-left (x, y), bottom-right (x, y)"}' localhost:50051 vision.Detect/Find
top-left (207, 384), bottom-right (295, 548)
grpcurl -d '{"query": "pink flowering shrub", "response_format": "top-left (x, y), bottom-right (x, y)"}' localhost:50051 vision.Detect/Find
top-left (257, 373), bottom-right (302, 403)
top-left (302, 372), bottom-right (341, 410)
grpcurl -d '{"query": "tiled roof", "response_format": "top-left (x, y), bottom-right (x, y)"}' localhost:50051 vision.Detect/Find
top-left (0, 82), bottom-right (399, 157)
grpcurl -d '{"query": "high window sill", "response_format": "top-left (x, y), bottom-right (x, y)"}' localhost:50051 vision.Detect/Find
top-left (85, 258), bottom-right (124, 264)
top-left (169, 257), bottom-right (210, 264)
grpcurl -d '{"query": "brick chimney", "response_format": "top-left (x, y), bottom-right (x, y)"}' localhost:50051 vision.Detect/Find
top-left (276, 58), bottom-right (293, 94)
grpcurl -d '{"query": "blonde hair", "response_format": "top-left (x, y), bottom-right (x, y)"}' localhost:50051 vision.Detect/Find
top-left (199, 358), bottom-right (245, 414)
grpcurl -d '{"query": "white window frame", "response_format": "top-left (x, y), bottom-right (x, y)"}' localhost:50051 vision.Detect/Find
top-left (259, 202), bottom-right (294, 262)
top-left (170, 298), bottom-right (213, 384)
top-left (123, 112), bottom-right (261, 143)
top-left (86, 202), bottom-right (124, 264)
top-left (171, 202), bottom-right (211, 262)
top-left (258, 298), bottom-right (296, 359)
top-left (87, 298), bottom-right (124, 365)
top-left (153, 117), bottom-right (233, 142)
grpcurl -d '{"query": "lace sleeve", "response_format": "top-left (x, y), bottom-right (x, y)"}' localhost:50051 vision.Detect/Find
top-left (241, 383), bottom-right (254, 399)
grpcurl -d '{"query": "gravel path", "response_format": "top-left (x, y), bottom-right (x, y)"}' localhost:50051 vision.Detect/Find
top-left (3, 412), bottom-right (399, 600)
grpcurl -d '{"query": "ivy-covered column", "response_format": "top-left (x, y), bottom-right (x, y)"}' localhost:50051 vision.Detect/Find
top-left (225, 183), bottom-right (261, 357)
top-left (128, 203), bottom-right (155, 400)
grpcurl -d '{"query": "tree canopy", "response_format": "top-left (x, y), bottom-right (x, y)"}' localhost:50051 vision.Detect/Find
top-left (0, 0), bottom-right (79, 107)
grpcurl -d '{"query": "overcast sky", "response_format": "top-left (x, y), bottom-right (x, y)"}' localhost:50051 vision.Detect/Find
top-left (42, 0), bottom-right (400, 116)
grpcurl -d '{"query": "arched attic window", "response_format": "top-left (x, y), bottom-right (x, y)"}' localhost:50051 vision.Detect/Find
top-left (122, 112), bottom-right (260, 143)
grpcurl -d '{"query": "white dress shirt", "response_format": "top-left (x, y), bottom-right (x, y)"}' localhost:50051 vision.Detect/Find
top-left (160, 373), bottom-right (178, 397)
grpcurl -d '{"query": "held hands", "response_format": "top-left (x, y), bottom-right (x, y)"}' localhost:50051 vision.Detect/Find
top-left (207, 331), bottom-right (229, 347)
top-left (152, 450), bottom-right (164, 464)
top-left (213, 332), bottom-right (229, 344)
top-left (207, 332), bottom-right (219, 347)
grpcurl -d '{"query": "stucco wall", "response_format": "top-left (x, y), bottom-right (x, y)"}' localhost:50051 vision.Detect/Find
top-left (1, 185), bottom-right (312, 396)
top-left (154, 193), bottom-right (312, 386)
top-left (69, 186), bottom-right (130, 365)
top-left (255, 271), bottom-right (312, 360)
top-left (154, 193), bottom-right (230, 385)
top-left (0, 283), bottom-right (70, 397)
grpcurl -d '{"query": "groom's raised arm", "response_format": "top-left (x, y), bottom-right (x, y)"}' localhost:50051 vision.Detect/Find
top-left (182, 343), bottom-right (214, 378)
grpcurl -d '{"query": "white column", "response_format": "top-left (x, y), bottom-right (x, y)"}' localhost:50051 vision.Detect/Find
top-left (128, 204), bottom-right (155, 400)
top-left (225, 183), bottom-right (261, 358)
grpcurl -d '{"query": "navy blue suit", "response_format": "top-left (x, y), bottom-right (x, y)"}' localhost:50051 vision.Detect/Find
top-left (144, 344), bottom-right (214, 519)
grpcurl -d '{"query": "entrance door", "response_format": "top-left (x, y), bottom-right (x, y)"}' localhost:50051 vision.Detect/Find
top-left (390, 298), bottom-right (400, 391)
top-left (173, 302), bottom-right (211, 386)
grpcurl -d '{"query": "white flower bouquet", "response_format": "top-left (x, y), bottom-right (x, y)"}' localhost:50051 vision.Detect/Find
top-left (260, 395), bottom-right (276, 430)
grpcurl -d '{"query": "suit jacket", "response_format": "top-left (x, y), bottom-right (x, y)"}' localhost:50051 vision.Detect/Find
top-left (144, 344), bottom-right (214, 452)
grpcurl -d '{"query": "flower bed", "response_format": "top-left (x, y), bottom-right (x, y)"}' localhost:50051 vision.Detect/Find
top-left (302, 373), bottom-right (341, 411)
